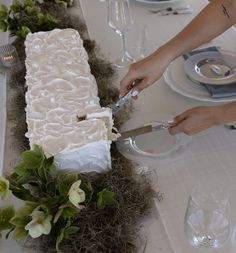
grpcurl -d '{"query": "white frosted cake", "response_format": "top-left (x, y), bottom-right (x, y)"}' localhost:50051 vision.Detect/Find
top-left (24, 28), bottom-right (117, 173)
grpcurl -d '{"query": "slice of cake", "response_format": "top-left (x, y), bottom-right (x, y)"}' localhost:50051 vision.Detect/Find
top-left (25, 28), bottom-right (116, 173)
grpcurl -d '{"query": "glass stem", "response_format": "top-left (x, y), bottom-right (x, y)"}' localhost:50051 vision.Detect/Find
top-left (121, 33), bottom-right (126, 62)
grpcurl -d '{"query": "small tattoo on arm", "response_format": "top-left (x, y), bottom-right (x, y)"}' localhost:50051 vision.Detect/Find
top-left (222, 4), bottom-right (230, 19)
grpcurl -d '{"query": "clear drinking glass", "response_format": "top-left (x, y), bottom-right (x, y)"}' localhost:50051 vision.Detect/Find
top-left (124, 23), bottom-right (148, 63)
top-left (184, 176), bottom-right (232, 249)
top-left (108, 0), bottom-right (133, 68)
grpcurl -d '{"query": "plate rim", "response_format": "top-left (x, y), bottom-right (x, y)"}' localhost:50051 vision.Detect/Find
top-left (164, 55), bottom-right (236, 103)
top-left (184, 50), bottom-right (236, 85)
top-left (116, 113), bottom-right (192, 161)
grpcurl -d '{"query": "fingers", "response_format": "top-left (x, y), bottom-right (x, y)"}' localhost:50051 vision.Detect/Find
top-left (120, 75), bottom-right (149, 98)
top-left (169, 110), bottom-right (193, 135)
top-left (120, 62), bottom-right (151, 98)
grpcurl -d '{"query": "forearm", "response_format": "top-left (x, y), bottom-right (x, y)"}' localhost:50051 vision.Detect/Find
top-left (217, 102), bottom-right (236, 124)
top-left (156, 0), bottom-right (236, 62)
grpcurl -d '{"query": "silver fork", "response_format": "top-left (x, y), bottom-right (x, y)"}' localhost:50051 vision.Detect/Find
top-left (148, 5), bottom-right (190, 14)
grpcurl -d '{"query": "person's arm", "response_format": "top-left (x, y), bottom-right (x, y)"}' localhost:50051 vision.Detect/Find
top-left (169, 102), bottom-right (236, 135)
top-left (120, 0), bottom-right (236, 97)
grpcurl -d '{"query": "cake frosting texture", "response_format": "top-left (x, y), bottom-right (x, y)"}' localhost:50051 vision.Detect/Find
top-left (25, 28), bottom-right (114, 172)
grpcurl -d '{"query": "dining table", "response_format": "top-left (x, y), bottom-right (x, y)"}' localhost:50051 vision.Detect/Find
top-left (1, 0), bottom-right (236, 252)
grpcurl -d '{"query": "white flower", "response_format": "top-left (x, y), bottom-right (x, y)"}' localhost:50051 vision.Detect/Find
top-left (0, 176), bottom-right (9, 200)
top-left (68, 180), bottom-right (85, 209)
top-left (25, 209), bottom-right (52, 238)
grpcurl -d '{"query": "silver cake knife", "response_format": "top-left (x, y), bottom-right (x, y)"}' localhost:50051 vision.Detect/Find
top-left (118, 122), bottom-right (174, 140)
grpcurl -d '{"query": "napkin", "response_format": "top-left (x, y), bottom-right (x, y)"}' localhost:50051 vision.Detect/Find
top-left (183, 46), bottom-right (236, 98)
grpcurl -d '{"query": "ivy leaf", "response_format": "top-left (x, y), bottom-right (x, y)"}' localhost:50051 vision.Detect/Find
top-left (97, 189), bottom-right (115, 209)
top-left (0, 206), bottom-right (15, 232)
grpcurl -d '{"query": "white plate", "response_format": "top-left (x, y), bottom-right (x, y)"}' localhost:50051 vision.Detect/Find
top-left (164, 56), bottom-right (236, 103)
top-left (135, 0), bottom-right (179, 5)
top-left (116, 113), bottom-right (191, 164)
top-left (184, 51), bottom-right (236, 85)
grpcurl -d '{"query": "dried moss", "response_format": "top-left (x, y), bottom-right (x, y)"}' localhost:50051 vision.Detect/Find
top-left (5, 2), bottom-right (157, 253)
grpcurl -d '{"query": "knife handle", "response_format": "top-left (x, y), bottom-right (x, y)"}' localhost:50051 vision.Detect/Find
top-left (151, 122), bottom-right (174, 131)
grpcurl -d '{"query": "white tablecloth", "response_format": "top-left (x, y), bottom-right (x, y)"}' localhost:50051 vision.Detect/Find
top-left (1, 0), bottom-right (236, 252)
top-left (80, 0), bottom-right (236, 252)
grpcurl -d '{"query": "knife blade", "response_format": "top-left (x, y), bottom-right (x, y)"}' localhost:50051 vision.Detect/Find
top-left (118, 122), bottom-right (173, 140)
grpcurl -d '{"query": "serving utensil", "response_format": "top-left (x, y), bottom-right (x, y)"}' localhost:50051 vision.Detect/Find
top-left (118, 122), bottom-right (174, 140)
top-left (161, 9), bottom-right (193, 15)
top-left (148, 5), bottom-right (190, 14)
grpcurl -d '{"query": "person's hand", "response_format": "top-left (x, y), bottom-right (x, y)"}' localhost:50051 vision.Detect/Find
top-left (169, 106), bottom-right (224, 135)
top-left (120, 48), bottom-right (172, 98)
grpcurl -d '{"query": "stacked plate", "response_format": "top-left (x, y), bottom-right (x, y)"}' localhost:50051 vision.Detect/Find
top-left (164, 49), bottom-right (236, 102)
top-left (184, 51), bottom-right (236, 86)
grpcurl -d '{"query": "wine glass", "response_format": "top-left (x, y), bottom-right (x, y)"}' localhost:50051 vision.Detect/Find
top-left (108, 0), bottom-right (133, 68)
top-left (184, 175), bottom-right (232, 249)
top-left (124, 23), bottom-right (148, 63)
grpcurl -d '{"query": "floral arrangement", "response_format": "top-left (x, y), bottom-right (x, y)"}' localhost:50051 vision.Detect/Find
top-left (0, 0), bottom-right (58, 39)
top-left (0, 0), bottom-right (157, 252)
top-left (0, 145), bottom-right (115, 251)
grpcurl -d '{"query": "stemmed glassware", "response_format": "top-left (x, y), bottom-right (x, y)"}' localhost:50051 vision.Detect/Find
top-left (184, 176), bottom-right (232, 249)
top-left (108, 0), bottom-right (133, 68)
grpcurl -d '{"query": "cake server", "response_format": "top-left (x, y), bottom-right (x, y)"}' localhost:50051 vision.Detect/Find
top-left (118, 122), bottom-right (173, 140)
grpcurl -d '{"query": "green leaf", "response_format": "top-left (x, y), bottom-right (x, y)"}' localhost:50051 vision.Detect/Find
top-left (97, 189), bottom-right (115, 209)
top-left (14, 163), bottom-right (28, 177)
top-left (58, 173), bottom-right (77, 196)
top-left (56, 227), bottom-right (65, 252)
top-left (0, 5), bottom-right (8, 20)
top-left (44, 156), bottom-right (56, 179)
top-left (11, 187), bottom-right (35, 202)
top-left (40, 197), bottom-right (60, 208)
top-left (25, 6), bottom-right (37, 16)
top-left (61, 206), bottom-right (79, 219)
top-left (0, 206), bottom-right (15, 231)
top-left (0, 21), bottom-right (7, 31)
top-left (64, 226), bottom-right (79, 238)
top-left (23, 0), bottom-right (34, 7)
top-left (10, 202), bottom-right (37, 227)
top-left (81, 182), bottom-right (94, 203)
top-left (21, 145), bottom-right (45, 170)
top-left (10, 1), bottom-right (21, 13)
top-left (55, 0), bottom-right (67, 9)
top-left (11, 227), bottom-right (28, 241)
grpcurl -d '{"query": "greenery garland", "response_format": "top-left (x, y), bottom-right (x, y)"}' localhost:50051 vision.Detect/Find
top-left (0, 1), bottom-right (157, 252)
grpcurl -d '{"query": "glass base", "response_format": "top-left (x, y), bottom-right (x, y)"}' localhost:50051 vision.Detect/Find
top-left (114, 57), bottom-right (131, 68)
